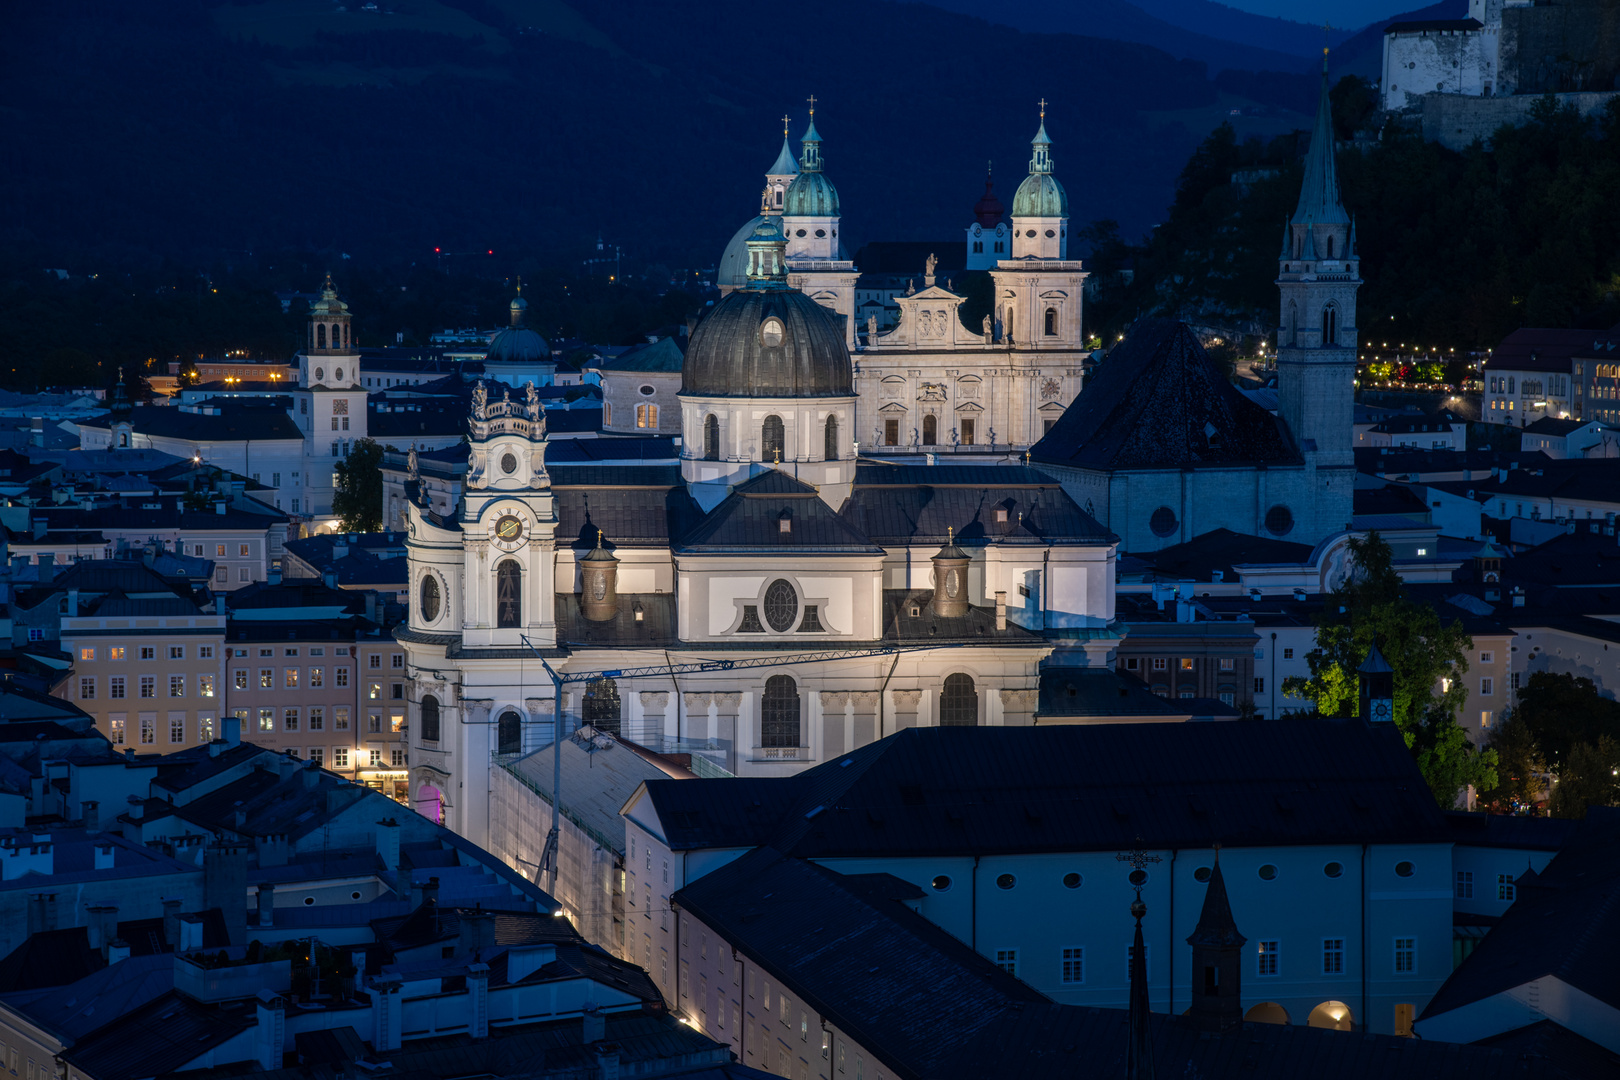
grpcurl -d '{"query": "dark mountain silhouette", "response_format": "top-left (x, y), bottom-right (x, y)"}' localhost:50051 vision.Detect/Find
top-left (1126, 0), bottom-right (1360, 57)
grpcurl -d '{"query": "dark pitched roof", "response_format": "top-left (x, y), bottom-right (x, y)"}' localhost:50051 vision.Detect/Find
top-left (591, 336), bottom-right (686, 373)
top-left (678, 472), bottom-right (883, 554)
top-left (881, 590), bottom-right (1045, 646)
top-left (58, 989), bottom-right (251, 1077)
top-left (1035, 669), bottom-right (1189, 719)
top-left (1130, 528), bottom-right (1314, 581)
top-left (1522, 417), bottom-right (1593, 437)
top-left (673, 848), bottom-right (1046, 1080)
top-left (547, 436), bottom-right (679, 463)
top-left (1186, 859), bottom-right (1244, 949)
top-left (843, 465), bottom-right (1114, 546)
top-left (642, 721), bottom-right (1448, 859)
top-left (1030, 321), bottom-right (1299, 470)
top-left (556, 593), bottom-right (678, 648)
top-left (553, 477), bottom-right (702, 549)
top-left (1484, 325), bottom-right (1620, 373)
top-left (1422, 806), bottom-right (1620, 1019)
top-left (106, 402), bottom-right (303, 442)
top-left (1444, 812), bottom-right (1581, 852)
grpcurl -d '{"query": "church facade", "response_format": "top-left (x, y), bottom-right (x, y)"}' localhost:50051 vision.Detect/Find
top-left (400, 218), bottom-right (1118, 850)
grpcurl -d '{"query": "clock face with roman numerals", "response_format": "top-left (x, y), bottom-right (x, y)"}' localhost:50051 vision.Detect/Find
top-left (491, 514), bottom-right (524, 550)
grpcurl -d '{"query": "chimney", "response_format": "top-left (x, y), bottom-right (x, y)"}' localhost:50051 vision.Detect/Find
top-left (82, 799), bottom-right (99, 832)
top-left (582, 1005), bottom-right (606, 1044)
top-left (178, 913), bottom-right (205, 952)
top-left (994, 590), bottom-right (1007, 631)
top-left (255, 834), bottom-right (289, 868)
top-left (595, 1044), bottom-right (621, 1080)
top-left (421, 875), bottom-right (440, 910)
top-left (66, 587), bottom-right (80, 616)
top-left (350, 949), bottom-right (367, 981)
top-left (256, 882), bottom-right (276, 928)
top-left (1292, 587), bottom-right (1307, 602)
top-left (105, 938), bottom-right (131, 965)
top-left (125, 794), bottom-right (144, 821)
top-left (254, 992), bottom-right (286, 1071)
top-left (222, 714), bottom-right (241, 747)
top-left (468, 963), bottom-right (490, 1039)
top-left (162, 897), bottom-right (182, 947)
top-left (365, 591), bottom-right (378, 623)
top-left (458, 908), bottom-right (497, 957)
top-left (371, 978), bottom-right (403, 1053)
top-left (374, 818), bottom-right (400, 871)
top-left (323, 569), bottom-right (338, 590)
top-left (29, 416), bottom-right (43, 448)
top-left (85, 904), bottom-right (118, 954)
top-left (38, 553), bottom-right (53, 575)
top-left (214, 593), bottom-right (226, 615)
top-left (205, 842), bottom-right (248, 945)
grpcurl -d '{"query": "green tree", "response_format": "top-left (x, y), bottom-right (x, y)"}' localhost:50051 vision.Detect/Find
top-left (1515, 671), bottom-right (1620, 769)
top-left (1548, 735), bottom-right (1620, 818)
top-left (332, 438), bottom-right (384, 533)
top-left (1479, 708), bottom-right (1548, 811)
top-left (1284, 533), bottom-right (1498, 804)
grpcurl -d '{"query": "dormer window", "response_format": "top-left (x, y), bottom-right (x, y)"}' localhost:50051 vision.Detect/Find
top-left (778, 511), bottom-right (792, 534)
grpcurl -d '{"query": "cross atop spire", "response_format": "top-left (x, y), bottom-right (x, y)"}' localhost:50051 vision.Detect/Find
top-left (806, 94), bottom-right (817, 116)
top-left (1038, 97), bottom-right (1047, 119)
top-left (782, 113), bottom-right (791, 137)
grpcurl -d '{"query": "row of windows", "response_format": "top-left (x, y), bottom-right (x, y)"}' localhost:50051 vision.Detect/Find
top-left (78, 645), bottom-right (216, 662)
top-left (1455, 871), bottom-right (1516, 901)
top-left (603, 402), bottom-right (660, 428)
top-left (232, 668), bottom-right (352, 689)
top-left (83, 675), bottom-right (215, 699)
top-left (235, 706), bottom-right (401, 734)
top-left (289, 747), bottom-right (403, 768)
top-left (879, 415), bottom-right (983, 447)
top-left (1254, 937), bottom-right (1419, 977)
top-left (109, 713), bottom-right (215, 745)
top-left (1125, 657), bottom-right (1238, 672)
top-left (700, 414), bottom-right (841, 462)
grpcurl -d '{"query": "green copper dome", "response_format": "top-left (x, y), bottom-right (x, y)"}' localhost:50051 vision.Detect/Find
top-left (783, 117), bottom-right (840, 218)
top-left (1011, 120), bottom-right (1068, 218)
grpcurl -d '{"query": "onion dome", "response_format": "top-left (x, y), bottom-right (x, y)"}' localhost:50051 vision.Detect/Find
top-left (1012, 117), bottom-right (1069, 219)
top-left (973, 167), bottom-right (1005, 227)
top-left (682, 223), bottom-right (853, 399)
top-left (783, 117), bottom-right (840, 218)
top-left (486, 285), bottom-right (550, 364)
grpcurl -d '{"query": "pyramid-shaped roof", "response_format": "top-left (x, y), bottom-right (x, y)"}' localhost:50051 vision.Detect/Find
top-left (1030, 320), bottom-right (1298, 471)
top-left (1186, 858), bottom-right (1246, 949)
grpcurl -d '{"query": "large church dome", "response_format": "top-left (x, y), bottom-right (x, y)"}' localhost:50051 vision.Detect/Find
top-left (718, 214), bottom-right (766, 293)
top-left (486, 295), bottom-right (550, 364)
top-left (682, 288), bottom-right (853, 398)
top-left (784, 170), bottom-right (840, 217)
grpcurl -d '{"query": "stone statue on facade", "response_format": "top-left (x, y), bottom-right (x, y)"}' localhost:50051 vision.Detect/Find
top-left (982, 314), bottom-right (993, 343)
top-left (924, 253), bottom-right (937, 287)
top-left (472, 379), bottom-right (487, 419)
top-left (867, 314), bottom-right (877, 341)
top-left (525, 380), bottom-right (541, 421)
top-left (407, 442), bottom-right (420, 483)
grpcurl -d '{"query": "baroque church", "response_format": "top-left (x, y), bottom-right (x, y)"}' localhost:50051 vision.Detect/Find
top-left (718, 104), bottom-right (1090, 455)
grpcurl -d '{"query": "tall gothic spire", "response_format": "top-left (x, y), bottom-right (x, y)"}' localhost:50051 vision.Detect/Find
top-left (1127, 892), bottom-right (1155, 1080)
top-left (1293, 53), bottom-right (1349, 226)
top-left (1186, 853), bottom-right (1247, 1033)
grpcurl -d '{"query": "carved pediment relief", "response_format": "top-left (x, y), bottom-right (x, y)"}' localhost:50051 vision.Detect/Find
top-left (878, 401), bottom-right (909, 413)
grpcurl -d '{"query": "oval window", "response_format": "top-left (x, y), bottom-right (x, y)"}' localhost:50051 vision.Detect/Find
top-left (996, 873), bottom-right (1016, 890)
top-left (1025, 229), bottom-right (1036, 238)
top-left (1258, 864), bottom-right (1279, 881)
top-left (1395, 861), bottom-right (1415, 878)
top-left (1045, 229), bottom-right (1056, 238)
top-left (335, 368), bottom-right (344, 381)
top-left (1062, 872), bottom-right (1082, 889)
top-left (795, 228), bottom-right (807, 238)
top-left (931, 875), bottom-right (952, 891)
top-left (500, 452), bottom-right (518, 474)
top-left (1149, 506), bottom-right (1179, 538)
top-left (303, 896), bottom-right (315, 906)
top-left (1324, 862), bottom-right (1344, 879)
top-left (351, 890), bottom-right (362, 900)
top-left (761, 317), bottom-right (785, 348)
top-left (639, 384), bottom-right (656, 397)
top-left (815, 228), bottom-right (826, 238)
top-left (314, 368), bottom-right (325, 382)
top-left (420, 575), bottom-right (441, 622)
top-left (1193, 866), bottom-right (1212, 883)
top-left (763, 579), bottom-right (798, 632)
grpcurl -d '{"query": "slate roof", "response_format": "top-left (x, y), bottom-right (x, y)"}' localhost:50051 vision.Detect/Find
top-left (678, 471), bottom-right (884, 554)
top-left (881, 590), bottom-right (1046, 646)
top-left (547, 436), bottom-right (679, 463)
top-left (1443, 811), bottom-right (1580, 852)
top-left (504, 733), bottom-right (688, 855)
top-left (1422, 806), bottom-right (1620, 1019)
top-left (640, 720), bottom-right (1447, 858)
top-left (1, 952), bottom-right (175, 1042)
top-left (1129, 528), bottom-right (1314, 581)
top-left (843, 464), bottom-right (1114, 546)
top-left (553, 476), bottom-right (702, 549)
top-left (673, 848), bottom-right (1047, 1080)
top-left (367, 398), bottom-right (468, 439)
top-left (0, 910), bottom-right (231, 992)
top-left (1522, 417), bottom-right (1594, 437)
top-left (1035, 668), bottom-right (1190, 719)
top-left (1029, 321), bottom-right (1299, 471)
top-left (1484, 325), bottom-right (1620, 373)
top-left (58, 989), bottom-right (251, 1078)
top-left (81, 402), bottom-right (303, 441)
top-left (590, 336), bottom-right (686, 373)
top-left (556, 593), bottom-right (678, 648)
top-left (1385, 16), bottom-right (1484, 32)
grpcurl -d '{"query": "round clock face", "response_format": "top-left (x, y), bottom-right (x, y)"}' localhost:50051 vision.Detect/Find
top-left (494, 515), bottom-right (523, 545)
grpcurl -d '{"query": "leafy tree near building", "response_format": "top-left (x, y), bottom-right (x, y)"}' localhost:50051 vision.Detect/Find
top-left (1548, 735), bottom-right (1620, 818)
top-left (1284, 533), bottom-right (1498, 805)
top-left (1479, 709), bottom-right (1548, 812)
top-left (1513, 671), bottom-right (1620, 770)
top-left (332, 438), bottom-right (383, 533)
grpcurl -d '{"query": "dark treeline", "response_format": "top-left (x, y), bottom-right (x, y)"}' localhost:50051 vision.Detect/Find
top-left (1086, 80), bottom-right (1620, 354)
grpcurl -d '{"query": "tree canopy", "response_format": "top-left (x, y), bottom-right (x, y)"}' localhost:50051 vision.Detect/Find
top-left (332, 438), bottom-right (384, 534)
top-left (1284, 533), bottom-right (1498, 806)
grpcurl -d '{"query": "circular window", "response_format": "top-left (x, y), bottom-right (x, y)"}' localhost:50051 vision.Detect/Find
top-left (1062, 872), bottom-right (1082, 889)
top-left (420, 574), bottom-right (441, 622)
top-left (795, 228), bottom-right (807, 237)
top-left (814, 228), bottom-right (826, 238)
top-left (303, 896), bottom-right (315, 906)
top-left (763, 579), bottom-right (798, 632)
top-left (638, 384), bottom-right (655, 397)
top-left (1258, 864), bottom-right (1279, 881)
top-left (1395, 861), bottom-right (1415, 878)
top-left (1045, 229), bottom-right (1055, 238)
top-left (760, 317), bottom-right (785, 348)
top-left (351, 890), bottom-right (362, 900)
top-left (314, 368), bottom-right (325, 382)
top-left (931, 875), bottom-right (952, 891)
top-left (1129, 868), bottom-right (1149, 887)
top-left (1149, 506), bottom-right (1179, 538)
top-left (1264, 504), bottom-right (1294, 536)
top-left (1324, 862), bottom-right (1344, 879)
top-left (1193, 866), bottom-right (1212, 883)
top-left (500, 452), bottom-right (518, 475)
top-left (996, 873), bottom-right (1016, 890)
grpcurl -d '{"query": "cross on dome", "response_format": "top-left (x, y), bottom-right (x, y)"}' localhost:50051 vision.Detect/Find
top-left (806, 94), bottom-right (816, 116)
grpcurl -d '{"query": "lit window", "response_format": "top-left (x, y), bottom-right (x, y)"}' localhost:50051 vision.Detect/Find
top-left (109, 647), bottom-right (125, 661)
top-left (1257, 940), bottom-right (1279, 976)
top-left (1180, 658), bottom-right (1194, 670)
top-left (199, 674), bottom-right (215, 698)
top-left (169, 675), bottom-right (185, 697)
top-left (80, 647), bottom-right (96, 662)
top-left (258, 708), bottom-right (275, 732)
top-left (332, 746), bottom-right (349, 769)
top-left (260, 668), bottom-right (273, 688)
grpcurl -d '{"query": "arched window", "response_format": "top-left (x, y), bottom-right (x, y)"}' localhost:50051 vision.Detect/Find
top-left (1322, 305), bottom-right (1337, 346)
top-left (824, 414), bottom-right (839, 461)
top-left (1325, 234), bottom-right (1335, 259)
top-left (762, 415), bottom-right (785, 460)
top-left (342, 323), bottom-right (350, 348)
top-left (1508, 376), bottom-right (1515, 394)
top-left (1287, 302), bottom-right (1298, 346)
top-left (761, 675), bottom-right (800, 748)
top-left (420, 694), bottom-right (441, 743)
top-left (583, 677), bottom-right (621, 735)
top-left (704, 414), bottom-right (719, 460)
top-left (1044, 307), bottom-right (1057, 336)
top-left (940, 673), bottom-right (979, 726)
top-left (922, 415), bottom-right (937, 446)
top-left (498, 710), bottom-right (522, 755)
top-left (316, 324), bottom-right (327, 350)
top-left (496, 560), bottom-right (522, 628)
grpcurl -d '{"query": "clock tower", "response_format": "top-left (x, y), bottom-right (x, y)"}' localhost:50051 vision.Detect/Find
top-left (1358, 639), bottom-right (1394, 723)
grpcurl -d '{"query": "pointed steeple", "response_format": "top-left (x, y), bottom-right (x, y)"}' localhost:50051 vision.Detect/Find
top-left (1029, 99), bottom-right (1054, 175)
top-left (1186, 852), bottom-right (1247, 1034)
top-left (768, 114), bottom-right (800, 178)
top-left (799, 95), bottom-right (824, 174)
top-left (1293, 54), bottom-right (1349, 226)
top-left (1127, 892), bottom-right (1155, 1080)
top-left (1279, 217), bottom-right (1292, 259)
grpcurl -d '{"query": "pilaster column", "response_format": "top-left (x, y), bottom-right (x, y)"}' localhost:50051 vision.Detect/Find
top-left (821, 691), bottom-right (851, 758)
top-left (891, 689), bottom-right (923, 730)
top-left (999, 687), bottom-right (1039, 727)
top-left (639, 691), bottom-right (669, 745)
top-left (683, 692), bottom-right (713, 746)
top-left (712, 692), bottom-right (741, 768)
top-left (524, 697), bottom-right (554, 751)
top-left (851, 691), bottom-right (879, 748)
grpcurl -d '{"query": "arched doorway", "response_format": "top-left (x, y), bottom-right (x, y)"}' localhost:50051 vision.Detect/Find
top-left (940, 673), bottom-right (978, 726)
top-left (416, 783), bottom-right (444, 825)
top-left (1245, 1002), bottom-right (1289, 1025)
top-left (1307, 1001), bottom-right (1353, 1031)
top-left (497, 710), bottom-right (522, 755)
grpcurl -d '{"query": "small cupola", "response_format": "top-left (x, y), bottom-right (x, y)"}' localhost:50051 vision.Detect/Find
top-left (1358, 639), bottom-right (1394, 723)
top-left (1476, 540), bottom-right (1502, 584)
top-left (579, 529), bottom-right (619, 622)
top-left (931, 527), bottom-right (971, 618)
